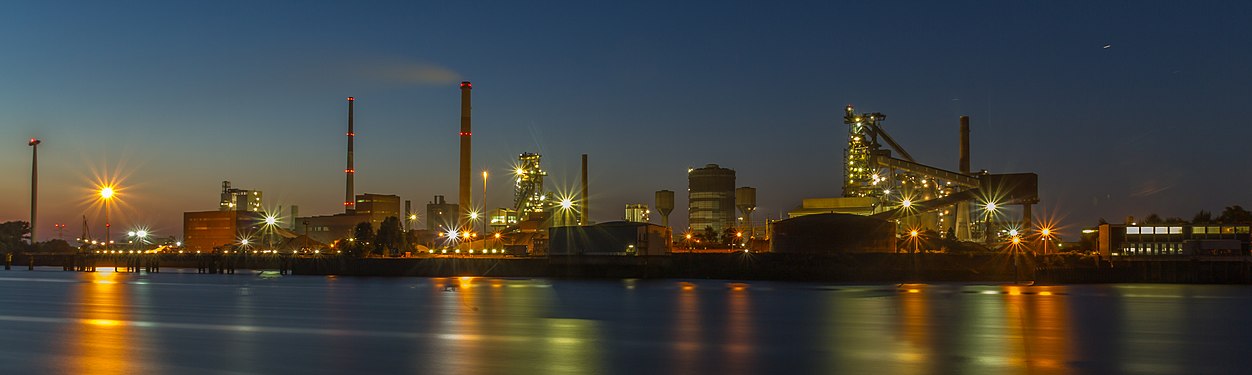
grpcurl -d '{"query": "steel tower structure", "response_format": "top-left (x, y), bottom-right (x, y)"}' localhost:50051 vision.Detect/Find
top-left (513, 152), bottom-right (549, 214)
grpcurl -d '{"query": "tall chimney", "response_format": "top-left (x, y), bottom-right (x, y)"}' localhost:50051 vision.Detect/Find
top-left (959, 115), bottom-right (970, 174)
top-left (404, 200), bottom-right (412, 231)
top-left (458, 82), bottom-right (473, 228)
top-left (580, 154), bottom-right (589, 225)
top-left (345, 97), bottom-right (356, 213)
top-left (955, 115), bottom-right (972, 241)
top-left (290, 205), bottom-right (299, 231)
top-left (29, 138), bottom-right (40, 244)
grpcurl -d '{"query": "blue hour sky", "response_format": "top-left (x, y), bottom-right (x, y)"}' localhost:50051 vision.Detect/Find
top-left (2, 1), bottom-right (1250, 241)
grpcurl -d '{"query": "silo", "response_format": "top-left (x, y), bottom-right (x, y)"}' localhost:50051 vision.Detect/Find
top-left (655, 190), bottom-right (674, 228)
top-left (735, 187), bottom-right (757, 227)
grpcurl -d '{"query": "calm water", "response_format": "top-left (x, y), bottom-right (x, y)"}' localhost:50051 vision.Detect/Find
top-left (0, 268), bottom-right (1249, 374)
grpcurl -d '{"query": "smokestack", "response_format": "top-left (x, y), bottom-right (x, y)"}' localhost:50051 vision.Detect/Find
top-left (345, 97), bottom-right (356, 213)
top-left (459, 81), bottom-right (472, 227)
top-left (955, 115), bottom-right (972, 241)
top-left (290, 205), bottom-right (299, 231)
top-left (580, 154), bottom-right (588, 225)
top-left (404, 200), bottom-right (412, 231)
top-left (959, 115), bottom-right (970, 174)
top-left (29, 138), bottom-right (40, 244)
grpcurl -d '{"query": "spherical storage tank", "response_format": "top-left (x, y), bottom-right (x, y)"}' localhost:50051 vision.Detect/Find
top-left (770, 213), bottom-right (897, 253)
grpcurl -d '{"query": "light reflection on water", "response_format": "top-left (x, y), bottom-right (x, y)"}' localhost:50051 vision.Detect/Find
top-left (0, 271), bottom-right (1249, 374)
top-left (62, 269), bottom-right (148, 375)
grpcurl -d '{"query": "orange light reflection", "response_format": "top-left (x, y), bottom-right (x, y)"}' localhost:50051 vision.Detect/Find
top-left (62, 270), bottom-right (144, 375)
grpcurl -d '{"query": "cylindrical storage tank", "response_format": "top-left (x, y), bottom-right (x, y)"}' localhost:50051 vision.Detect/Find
top-left (735, 187), bottom-right (756, 210)
top-left (655, 190), bottom-right (674, 216)
top-left (655, 190), bottom-right (675, 227)
top-left (770, 213), bottom-right (897, 253)
top-left (688, 164), bottom-right (736, 233)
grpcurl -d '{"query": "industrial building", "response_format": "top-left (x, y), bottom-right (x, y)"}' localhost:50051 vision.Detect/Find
top-left (625, 204), bottom-right (650, 223)
top-left (786, 106), bottom-right (1039, 245)
top-left (297, 193), bottom-right (401, 244)
top-left (426, 195), bottom-right (458, 232)
top-left (353, 193), bottom-right (401, 227)
top-left (219, 181), bottom-right (262, 212)
top-left (489, 208), bottom-right (519, 231)
top-left (787, 197), bottom-right (875, 217)
top-left (549, 221), bottom-right (671, 256)
top-left (688, 164), bottom-right (736, 234)
top-left (770, 213), bottom-right (897, 253)
top-left (514, 152), bottom-right (550, 215)
top-left (183, 210), bottom-right (263, 252)
top-left (1097, 223), bottom-right (1251, 257)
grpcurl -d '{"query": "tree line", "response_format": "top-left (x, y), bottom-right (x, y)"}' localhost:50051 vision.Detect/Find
top-left (339, 216), bottom-right (405, 257)
top-left (0, 221), bottom-right (76, 253)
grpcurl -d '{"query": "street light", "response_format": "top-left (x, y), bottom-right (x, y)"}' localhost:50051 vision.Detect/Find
top-left (982, 201), bottom-right (998, 245)
top-left (130, 229), bottom-right (150, 250)
top-left (263, 214), bottom-right (279, 250)
top-left (1039, 227), bottom-right (1054, 255)
top-left (909, 230), bottom-right (920, 254)
top-left (99, 186), bottom-right (116, 250)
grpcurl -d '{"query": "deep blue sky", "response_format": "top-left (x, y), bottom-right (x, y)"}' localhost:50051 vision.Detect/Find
top-left (2, 1), bottom-right (1250, 241)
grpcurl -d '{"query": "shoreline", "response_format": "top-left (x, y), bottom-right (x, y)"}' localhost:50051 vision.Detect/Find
top-left (12, 252), bottom-right (1252, 284)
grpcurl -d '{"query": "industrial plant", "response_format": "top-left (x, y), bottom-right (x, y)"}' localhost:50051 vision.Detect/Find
top-left (30, 75), bottom-right (1065, 271)
top-left (170, 81), bottom-right (618, 257)
top-left (167, 89), bottom-right (1046, 257)
top-left (21, 80), bottom-right (1252, 285)
top-left (770, 105), bottom-right (1040, 254)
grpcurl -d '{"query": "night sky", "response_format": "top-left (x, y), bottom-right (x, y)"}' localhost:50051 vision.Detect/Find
top-left (2, 1), bottom-right (1250, 241)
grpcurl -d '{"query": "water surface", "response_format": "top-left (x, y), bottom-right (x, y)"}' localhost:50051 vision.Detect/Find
top-left (0, 268), bottom-right (1248, 374)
